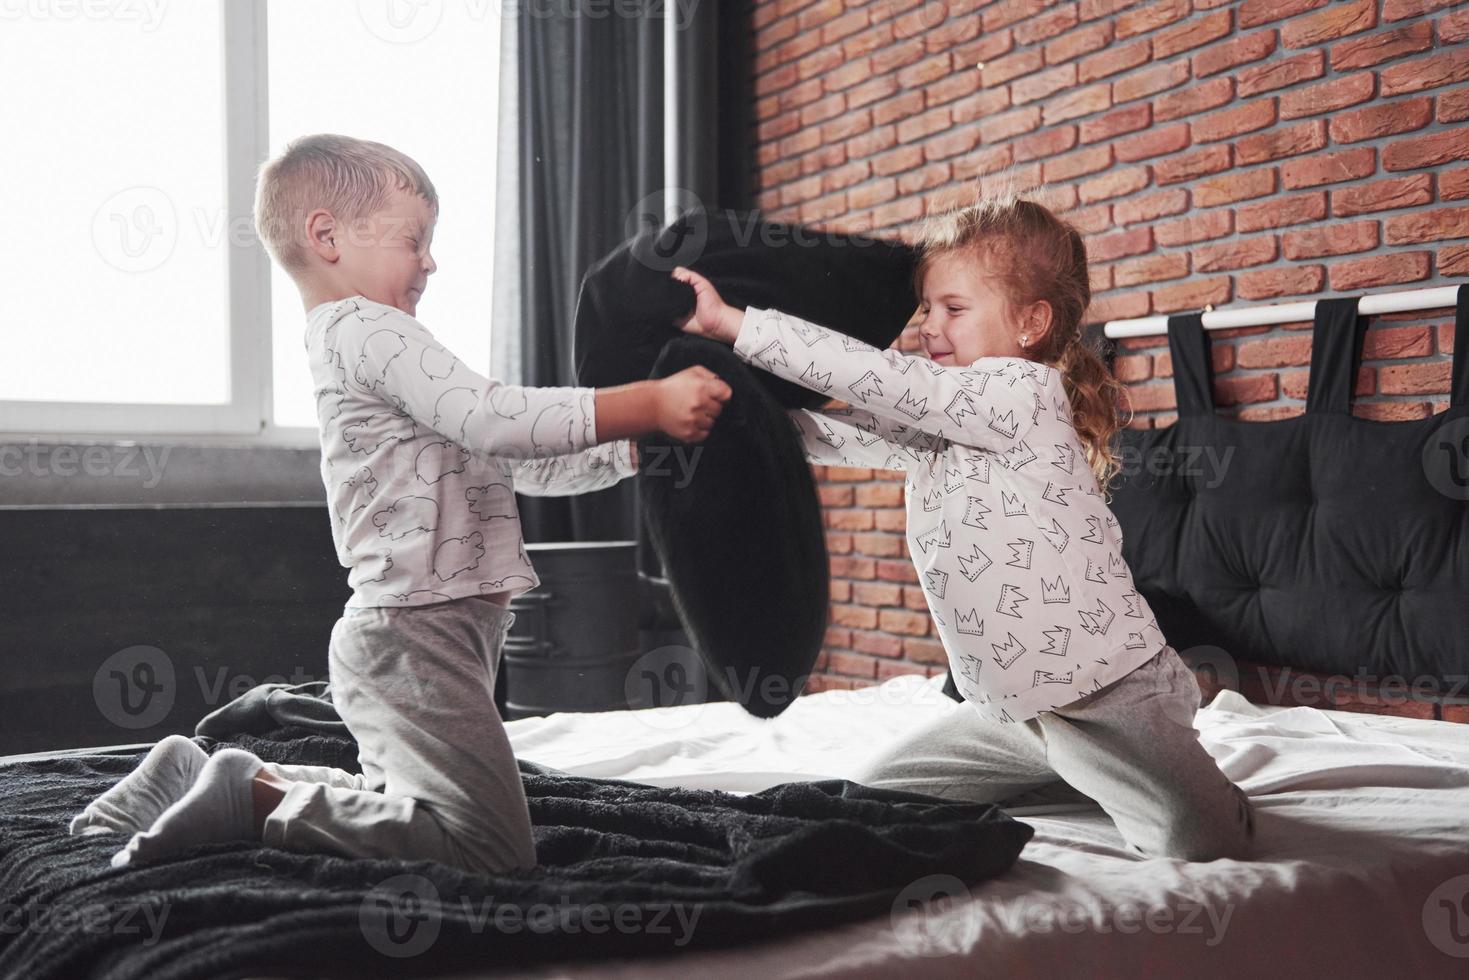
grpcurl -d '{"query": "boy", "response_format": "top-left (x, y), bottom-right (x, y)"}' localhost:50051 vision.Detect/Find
top-left (72, 134), bottom-right (731, 875)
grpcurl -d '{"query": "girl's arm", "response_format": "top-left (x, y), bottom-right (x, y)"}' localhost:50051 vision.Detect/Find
top-left (789, 406), bottom-right (918, 472)
top-left (670, 266), bottom-right (1053, 455)
top-left (735, 306), bottom-right (1048, 453)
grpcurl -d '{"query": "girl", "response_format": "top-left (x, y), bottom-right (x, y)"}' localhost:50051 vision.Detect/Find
top-left (672, 193), bottom-right (1254, 862)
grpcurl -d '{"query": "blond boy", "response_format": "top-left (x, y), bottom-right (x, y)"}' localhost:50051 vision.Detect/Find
top-left (70, 134), bottom-right (730, 875)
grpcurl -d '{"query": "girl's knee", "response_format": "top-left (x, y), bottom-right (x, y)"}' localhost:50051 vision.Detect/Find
top-left (1159, 827), bottom-right (1250, 862)
top-left (1152, 793), bottom-right (1255, 862)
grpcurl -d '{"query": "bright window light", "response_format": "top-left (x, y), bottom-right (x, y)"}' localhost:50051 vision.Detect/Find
top-left (267, 0), bottom-right (501, 430)
top-left (0, 0), bottom-right (500, 434)
top-left (0, 4), bottom-right (229, 405)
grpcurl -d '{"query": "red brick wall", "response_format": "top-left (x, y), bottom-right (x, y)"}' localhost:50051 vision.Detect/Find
top-left (746, 0), bottom-right (1469, 716)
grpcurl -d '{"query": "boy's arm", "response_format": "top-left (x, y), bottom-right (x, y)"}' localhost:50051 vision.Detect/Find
top-left (734, 306), bottom-right (1050, 453)
top-left (508, 440), bottom-right (638, 496)
top-left (335, 305), bottom-right (616, 458)
top-left (789, 406), bottom-right (918, 472)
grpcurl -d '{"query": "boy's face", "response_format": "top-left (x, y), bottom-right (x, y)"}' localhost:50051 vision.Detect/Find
top-left (333, 186), bottom-right (437, 317)
top-left (917, 252), bottom-right (1038, 366)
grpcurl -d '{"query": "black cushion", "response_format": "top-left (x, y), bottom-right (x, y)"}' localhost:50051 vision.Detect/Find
top-left (635, 336), bottom-right (830, 716)
top-left (575, 206), bottom-right (919, 410)
top-left (1108, 290), bottom-right (1469, 686)
top-left (573, 210), bottom-right (918, 716)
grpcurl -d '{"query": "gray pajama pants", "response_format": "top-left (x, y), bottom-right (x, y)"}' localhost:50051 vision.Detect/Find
top-left (852, 645), bottom-right (1255, 862)
top-left (257, 595), bottom-right (537, 875)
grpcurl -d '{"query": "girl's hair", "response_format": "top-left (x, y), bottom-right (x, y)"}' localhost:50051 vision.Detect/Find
top-left (910, 189), bottom-right (1132, 494)
top-left (253, 133), bottom-right (438, 275)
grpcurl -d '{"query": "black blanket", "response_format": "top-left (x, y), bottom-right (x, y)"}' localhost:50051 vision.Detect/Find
top-left (1, 690), bottom-right (1032, 979)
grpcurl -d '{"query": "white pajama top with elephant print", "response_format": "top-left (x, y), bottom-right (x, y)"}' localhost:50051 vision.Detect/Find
top-left (733, 306), bottom-right (1166, 724)
top-left (306, 295), bottom-right (636, 609)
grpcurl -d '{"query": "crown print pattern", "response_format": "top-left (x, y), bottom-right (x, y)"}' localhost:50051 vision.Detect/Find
top-left (307, 296), bottom-right (637, 608)
top-left (737, 306), bottom-right (1165, 724)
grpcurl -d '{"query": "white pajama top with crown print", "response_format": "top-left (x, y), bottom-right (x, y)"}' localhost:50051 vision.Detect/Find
top-left (306, 295), bottom-right (637, 609)
top-left (732, 306), bottom-right (1167, 724)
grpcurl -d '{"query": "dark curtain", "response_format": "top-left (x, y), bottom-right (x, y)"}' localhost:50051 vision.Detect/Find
top-left (515, 7), bottom-right (664, 548)
top-left (514, 2), bottom-right (754, 579)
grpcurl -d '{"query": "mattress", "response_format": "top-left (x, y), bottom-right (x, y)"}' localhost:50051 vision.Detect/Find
top-left (480, 674), bottom-right (1469, 979)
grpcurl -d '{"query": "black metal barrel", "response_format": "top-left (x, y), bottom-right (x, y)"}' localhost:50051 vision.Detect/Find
top-left (501, 541), bottom-right (644, 720)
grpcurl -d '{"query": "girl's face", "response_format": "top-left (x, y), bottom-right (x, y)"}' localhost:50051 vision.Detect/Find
top-left (917, 252), bottom-right (1040, 366)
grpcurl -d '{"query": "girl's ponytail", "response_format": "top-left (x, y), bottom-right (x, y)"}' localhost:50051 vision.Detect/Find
top-left (1057, 331), bottom-right (1131, 499)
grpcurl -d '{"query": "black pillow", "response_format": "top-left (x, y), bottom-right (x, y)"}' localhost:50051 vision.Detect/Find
top-left (1109, 292), bottom-right (1469, 686)
top-left (636, 337), bottom-right (829, 716)
top-left (575, 206), bottom-right (919, 410)
top-left (573, 209), bottom-right (918, 716)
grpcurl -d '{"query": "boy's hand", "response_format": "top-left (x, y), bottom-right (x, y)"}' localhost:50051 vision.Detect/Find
top-left (656, 366), bottom-right (732, 443)
top-left (672, 266), bottom-right (743, 344)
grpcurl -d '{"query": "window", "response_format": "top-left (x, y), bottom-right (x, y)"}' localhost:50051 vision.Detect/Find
top-left (0, 3), bottom-right (234, 428)
top-left (266, 0), bottom-right (501, 430)
top-left (0, 0), bottom-right (501, 439)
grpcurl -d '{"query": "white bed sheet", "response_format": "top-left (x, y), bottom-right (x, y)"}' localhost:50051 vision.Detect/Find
top-left (483, 676), bottom-right (1469, 979)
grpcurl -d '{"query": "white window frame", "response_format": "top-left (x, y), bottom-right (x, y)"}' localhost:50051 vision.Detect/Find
top-left (0, 0), bottom-right (317, 448)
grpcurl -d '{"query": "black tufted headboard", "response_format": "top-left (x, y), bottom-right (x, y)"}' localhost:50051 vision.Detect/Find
top-left (1106, 286), bottom-right (1469, 687)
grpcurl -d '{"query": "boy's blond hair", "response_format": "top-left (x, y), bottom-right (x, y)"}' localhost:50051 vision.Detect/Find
top-left (253, 133), bottom-right (438, 276)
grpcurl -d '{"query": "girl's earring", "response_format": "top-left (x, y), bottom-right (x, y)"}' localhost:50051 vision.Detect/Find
top-left (1020, 334), bottom-right (1029, 347)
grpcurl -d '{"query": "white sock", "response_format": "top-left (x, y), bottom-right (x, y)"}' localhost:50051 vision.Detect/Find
top-left (69, 734), bottom-right (209, 837)
top-left (109, 748), bottom-right (263, 869)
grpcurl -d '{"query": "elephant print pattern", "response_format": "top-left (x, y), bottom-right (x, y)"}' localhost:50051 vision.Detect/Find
top-left (733, 306), bottom-right (1166, 724)
top-left (306, 296), bottom-right (638, 608)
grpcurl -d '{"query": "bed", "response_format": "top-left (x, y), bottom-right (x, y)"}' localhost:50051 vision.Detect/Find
top-left (486, 671), bottom-right (1469, 979)
top-left (489, 285), bottom-right (1469, 978)
top-left (5, 670), bottom-right (1467, 979)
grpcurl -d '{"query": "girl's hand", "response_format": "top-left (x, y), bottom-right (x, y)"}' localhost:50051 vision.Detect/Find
top-left (672, 266), bottom-right (743, 344)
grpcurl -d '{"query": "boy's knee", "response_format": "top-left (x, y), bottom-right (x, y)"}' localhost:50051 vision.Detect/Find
top-left (455, 832), bottom-right (537, 877)
top-left (849, 752), bottom-right (908, 791)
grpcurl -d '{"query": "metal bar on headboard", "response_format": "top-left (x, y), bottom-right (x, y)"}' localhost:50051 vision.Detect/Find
top-left (1102, 285), bottom-right (1462, 339)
